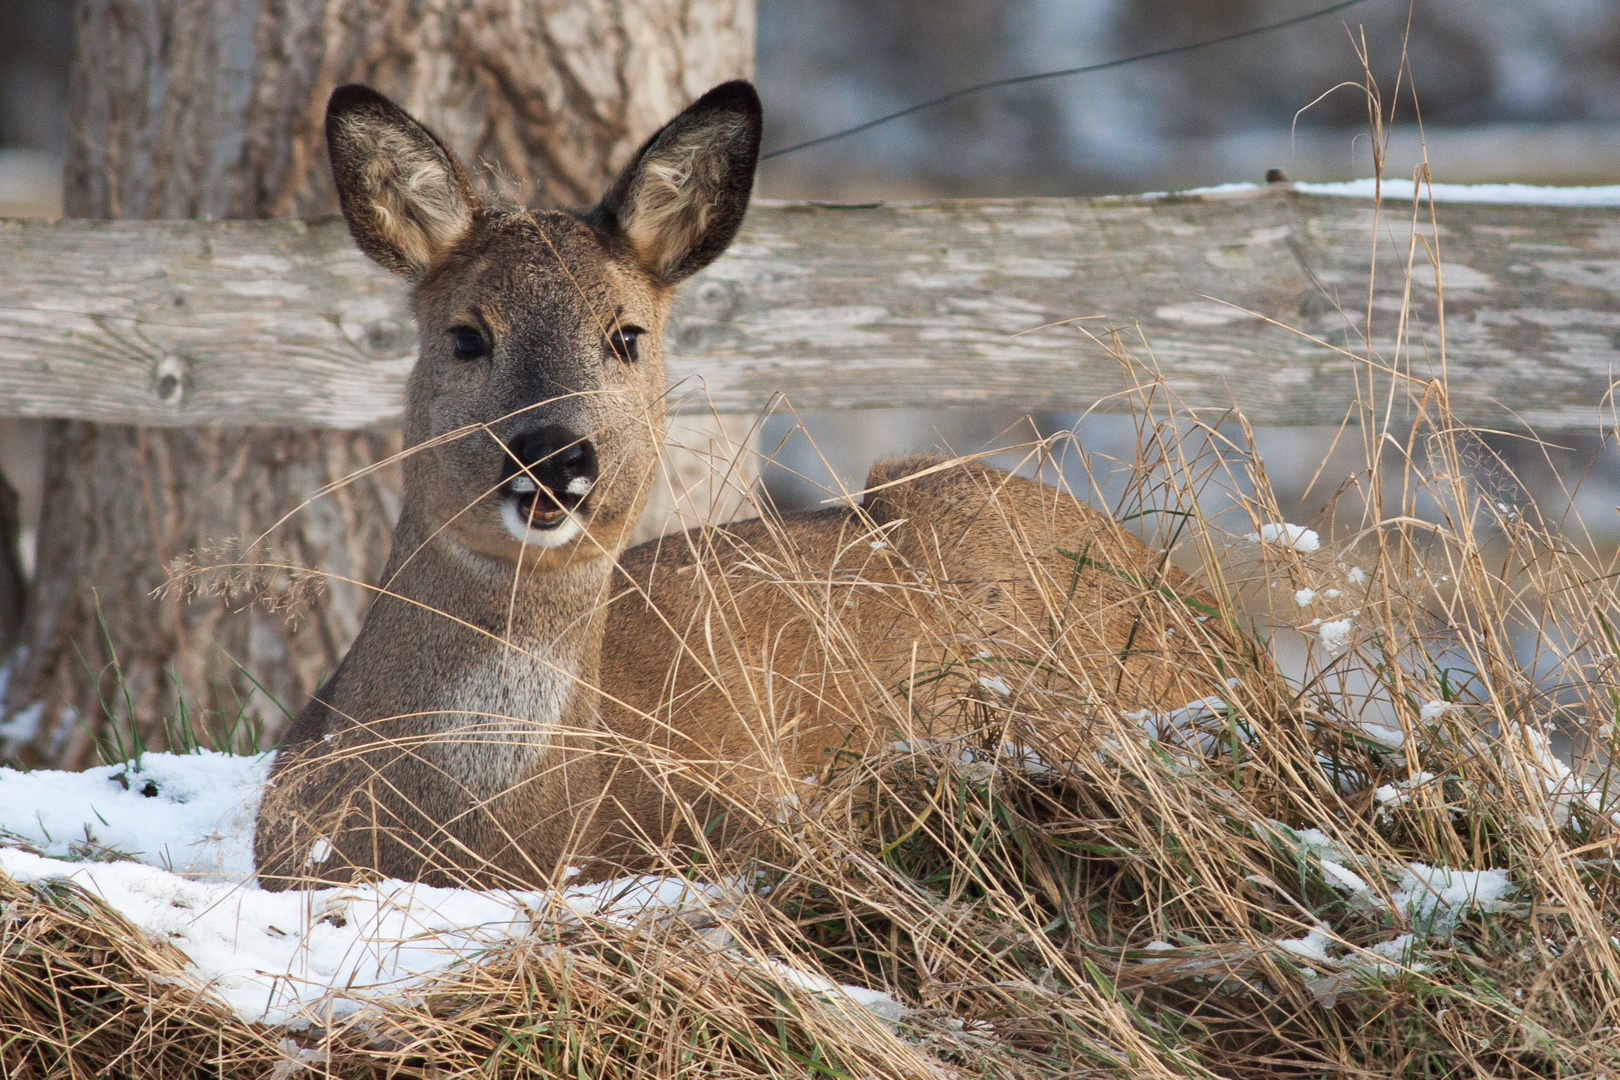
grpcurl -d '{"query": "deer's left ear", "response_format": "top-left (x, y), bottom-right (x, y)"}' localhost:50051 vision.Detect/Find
top-left (593, 81), bottom-right (762, 284)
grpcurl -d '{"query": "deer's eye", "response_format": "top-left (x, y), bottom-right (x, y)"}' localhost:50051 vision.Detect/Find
top-left (607, 326), bottom-right (642, 363)
top-left (449, 326), bottom-right (489, 361)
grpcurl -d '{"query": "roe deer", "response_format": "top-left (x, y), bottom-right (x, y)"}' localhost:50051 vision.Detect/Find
top-left (253, 81), bottom-right (1252, 891)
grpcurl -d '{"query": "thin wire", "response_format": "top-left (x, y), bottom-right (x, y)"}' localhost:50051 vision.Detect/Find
top-left (760, 0), bottom-right (1380, 161)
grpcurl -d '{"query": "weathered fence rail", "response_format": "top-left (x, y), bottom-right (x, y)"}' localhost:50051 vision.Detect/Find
top-left (3, 184), bottom-right (1618, 431)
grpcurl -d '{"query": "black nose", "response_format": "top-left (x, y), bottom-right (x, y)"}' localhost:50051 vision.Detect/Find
top-left (501, 424), bottom-right (598, 517)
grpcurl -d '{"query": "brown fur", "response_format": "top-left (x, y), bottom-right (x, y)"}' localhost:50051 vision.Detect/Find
top-left (592, 455), bottom-right (1245, 860)
top-left (254, 83), bottom-right (1246, 891)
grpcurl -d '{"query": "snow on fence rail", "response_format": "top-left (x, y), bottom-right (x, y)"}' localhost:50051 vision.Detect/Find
top-left (3, 182), bottom-right (1620, 431)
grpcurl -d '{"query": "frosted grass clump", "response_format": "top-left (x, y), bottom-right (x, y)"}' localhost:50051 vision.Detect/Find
top-left (1252, 523), bottom-right (1320, 553)
top-left (1374, 772), bottom-right (1441, 809)
top-left (1125, 681), bottom-right (1248, 758)
top-left (1276, 924), bottom-right (1337, 965)
top-left (1318, 618), bottom-right (1355, 654)
top-left (1393, 865), bottom-right (1516, 939)
top-left (1520, 727), bottom-right (1620, 828)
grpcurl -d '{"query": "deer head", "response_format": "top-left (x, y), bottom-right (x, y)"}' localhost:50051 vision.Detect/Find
top-left (326, 81), bottom-right (762, 567)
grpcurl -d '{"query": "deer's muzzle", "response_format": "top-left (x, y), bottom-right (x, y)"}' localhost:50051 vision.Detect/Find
top-left (500, 424), bottom-right (598, 535)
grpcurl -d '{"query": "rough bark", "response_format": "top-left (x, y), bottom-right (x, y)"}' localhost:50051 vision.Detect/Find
top-left (0, 471), bottom-right (23, 658)
top-left (4, 0), bottom-right (753, 769)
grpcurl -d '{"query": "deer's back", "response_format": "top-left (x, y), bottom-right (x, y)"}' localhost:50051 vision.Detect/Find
top-left (596, 455), bottom-right (1244, 855)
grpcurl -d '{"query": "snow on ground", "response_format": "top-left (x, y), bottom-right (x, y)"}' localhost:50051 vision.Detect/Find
top-left (1374, 772), bottom-right (1441, 809)
top-left (1119, 678), bottom-right (1250, 759)
top-left (0, 751), bottom-right (898, 1029)
top-left (1112, 824), bottom-right (1525, 993)
top-left (1129, 694), bottom-right (1248, 757)
top-left (761, 959), bottom-right (906, 1027)
top-left (1420, 700), bottom-right (1455, 722)
top-left (1276, 924), bottom-right (1337, 965)
top-left (1357, 721), bottom-right (1406, 749)
top-left (0, 749), bottom-right (268, 878)
top-left (1519, 727), bottom-right (1620, 829)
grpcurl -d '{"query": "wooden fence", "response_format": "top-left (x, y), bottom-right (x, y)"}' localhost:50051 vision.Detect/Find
top-left (3, 183), bottom-right (1618, 431)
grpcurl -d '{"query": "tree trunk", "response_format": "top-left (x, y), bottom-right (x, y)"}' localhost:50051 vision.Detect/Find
top-left (4, 0), bottom-right (754, 770)
top-left (0, 470), bottom-right (24, 659)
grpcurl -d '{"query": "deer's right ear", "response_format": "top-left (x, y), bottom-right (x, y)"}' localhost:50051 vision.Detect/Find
top-left (326, 85), bottom-right (479, 280)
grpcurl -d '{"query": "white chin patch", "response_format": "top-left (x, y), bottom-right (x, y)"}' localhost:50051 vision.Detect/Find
top-left (501, 500), bottom-right (584, 548)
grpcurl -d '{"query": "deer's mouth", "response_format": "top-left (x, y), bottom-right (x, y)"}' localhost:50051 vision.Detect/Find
top-left (496, 428), bottom-right (598, 548)
top-left (501, 472), bottom-right (593, 535)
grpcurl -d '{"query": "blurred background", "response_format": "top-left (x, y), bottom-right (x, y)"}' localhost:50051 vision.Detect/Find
top-left (5, 0), bottom-right (1620, 560)
top-left (751, 0), bottom-right (1620, 545)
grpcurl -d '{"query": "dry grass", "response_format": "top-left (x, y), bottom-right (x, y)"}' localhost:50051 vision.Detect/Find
top-left (0, 871), bottom-right (931, 1078)
top-left (7, 67), bottom-right (1620, 1079)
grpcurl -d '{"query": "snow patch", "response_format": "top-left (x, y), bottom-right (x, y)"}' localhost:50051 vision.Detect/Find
top-left (1318, 858), bottom-right (1372, 894)
top-left (1368, 933), bottom-right (1418, 964)
top-left (760, 961), bottom-right (906, 1026)
top-left (1296, 179), bottom-right (1620, 206)
top-left (0, 847), bottom-right (732, 1027)
top-left (0, 750), bottom-right (270, 879)
top-left (1276, 924), bottom-right (1336, 966)
top-left (1358, 722), bottom-right (1406, 749)
top-left (0, 751), bottom-right (906, 1033)
top-left (1305, 837), bottom-right (1514, 941)
top-left (1288, 827), bottom-right (1373, 894)
top-left (1374, 771), bottom-right (1440, 808)
top-left (996, 743), bottom-right (1054, 776)
top-left (1520, 726), bottom-right (1618, 828)
top-left (1168, 182), bottom-right (1264, 198)
top-left (977, 675), bottom-right (1011, 697)
top-left (887, 739), bottom-right (1056, 780)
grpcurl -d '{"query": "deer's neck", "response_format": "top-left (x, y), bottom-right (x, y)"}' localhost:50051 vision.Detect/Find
top-left (361, 511), bottom-right (615, 796)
